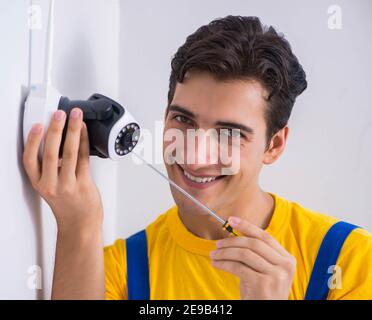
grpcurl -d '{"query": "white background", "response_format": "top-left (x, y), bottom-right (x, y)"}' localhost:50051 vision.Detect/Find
top-left (0, 0), bottom-right (371, 299)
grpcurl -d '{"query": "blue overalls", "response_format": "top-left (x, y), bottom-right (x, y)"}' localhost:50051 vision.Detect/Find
top-left (125, 221), bottom-right (359, 300)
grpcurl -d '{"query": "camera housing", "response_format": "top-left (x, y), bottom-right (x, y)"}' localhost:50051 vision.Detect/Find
top-left (23, 84), bottom-right (141, 160)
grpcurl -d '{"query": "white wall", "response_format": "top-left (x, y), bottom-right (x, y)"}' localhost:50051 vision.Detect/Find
top-left (116, 0), bottom-right (372, 239)
top-left (0, 0), bottom-right (119, 299)
top-left (0, 0), bottom-right (40, 300)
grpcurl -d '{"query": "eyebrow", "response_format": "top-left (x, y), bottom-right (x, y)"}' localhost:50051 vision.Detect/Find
top-left (215, 121), bottom-right (254, 135)
top-left (168, 105), bottom-right (196, 119)
top-left (168, 104), bottom-right (254, 135)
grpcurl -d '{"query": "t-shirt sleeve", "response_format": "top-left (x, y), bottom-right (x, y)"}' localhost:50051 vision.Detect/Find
top-left (327, 228), bottom-right (372, 300)
top-left (104, 239), bottom-right (128, 300)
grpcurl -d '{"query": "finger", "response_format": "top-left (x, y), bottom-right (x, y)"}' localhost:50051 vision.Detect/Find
top-left (228, 216), bottom-right (290, 257)
top-left (76, 121), bottom-right (90, 179)
top-left (42, 110), bottom-right (66, 184)
top-left (211, 259), bottom-right (258, 280)
top-left (23, 123), bottom-right (44, 185)
top-left (210, 247), bottom-right (273, 274)
top-left (216, 236), bottom-right (284, 265)
top-left (60, 108), bottom-right (82, 182)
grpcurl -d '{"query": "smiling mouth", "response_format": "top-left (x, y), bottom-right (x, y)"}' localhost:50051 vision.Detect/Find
top-left (175, 162), bottom-right (226, 186)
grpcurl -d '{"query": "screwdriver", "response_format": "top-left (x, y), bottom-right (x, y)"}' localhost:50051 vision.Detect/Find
top-left (131, 151), bottom-right (238, 237)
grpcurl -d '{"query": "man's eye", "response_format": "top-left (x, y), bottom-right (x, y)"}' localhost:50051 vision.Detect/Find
top-left (174, 115), bottom-right (193, 125)
top-left (220, 128), bottom-right (243, 139)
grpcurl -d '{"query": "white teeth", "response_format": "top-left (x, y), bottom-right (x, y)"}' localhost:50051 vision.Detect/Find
top-left (183, 169), bottom-right (218, 183)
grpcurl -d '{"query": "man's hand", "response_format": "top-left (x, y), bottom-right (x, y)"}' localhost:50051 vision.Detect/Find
top-left (210, 216), bottom-right (296, 300)
top-left (23, 108), bottom-right (103, 233)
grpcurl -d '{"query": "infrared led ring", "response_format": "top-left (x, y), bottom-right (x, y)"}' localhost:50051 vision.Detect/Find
top-left (114, 123), bottom-right (140, 156)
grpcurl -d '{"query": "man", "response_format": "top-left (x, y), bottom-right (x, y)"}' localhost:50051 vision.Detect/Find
top-left (23, 15), bottom-right (371, 300)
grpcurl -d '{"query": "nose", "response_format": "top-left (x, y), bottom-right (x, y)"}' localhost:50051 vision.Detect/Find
top-left (183, 129), bottom-right (220, 172)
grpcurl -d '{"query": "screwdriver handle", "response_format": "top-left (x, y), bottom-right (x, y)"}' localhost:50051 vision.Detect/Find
top-left (222, 221), bottom-right (238, 237)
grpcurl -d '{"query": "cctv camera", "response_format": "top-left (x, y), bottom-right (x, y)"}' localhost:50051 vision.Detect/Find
top-left (23, 84), bottom-right (141, 160)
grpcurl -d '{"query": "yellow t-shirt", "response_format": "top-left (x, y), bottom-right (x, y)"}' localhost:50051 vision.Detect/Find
top-left (104, 193), bottom-right (372, 300)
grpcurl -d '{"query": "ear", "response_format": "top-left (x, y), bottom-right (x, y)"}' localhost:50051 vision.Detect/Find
top-left (262, 126), bottom-right (289, 165)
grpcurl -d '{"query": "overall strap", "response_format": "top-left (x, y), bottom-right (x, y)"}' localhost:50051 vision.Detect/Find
top-left (126, 229), bottom-right (150, 300)
top-left (305, 221), bottom-right (359, 300)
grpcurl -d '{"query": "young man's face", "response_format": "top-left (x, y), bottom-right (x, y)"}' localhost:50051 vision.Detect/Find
top-left (163, 71), bottom-right (284, 216)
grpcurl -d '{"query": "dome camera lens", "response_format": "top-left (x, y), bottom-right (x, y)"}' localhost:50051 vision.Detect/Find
top-left (115, 123), bottom-right (140, 155)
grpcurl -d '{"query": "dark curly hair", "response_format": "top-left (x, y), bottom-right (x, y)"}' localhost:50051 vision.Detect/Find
top-left (167, 15), bottom-right (307, 149)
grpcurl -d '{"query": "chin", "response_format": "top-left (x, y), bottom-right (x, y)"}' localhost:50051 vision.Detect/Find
top-left (175, 198), bottom-right (212, 217)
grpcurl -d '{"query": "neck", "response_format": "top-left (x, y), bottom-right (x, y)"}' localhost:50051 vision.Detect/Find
top-left (177, 185), bottom-right (275, 240)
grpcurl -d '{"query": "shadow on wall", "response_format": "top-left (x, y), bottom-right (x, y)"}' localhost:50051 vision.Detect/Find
top-left (18, 85), bottom-right (44, 300)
